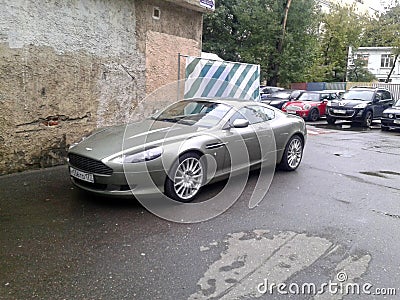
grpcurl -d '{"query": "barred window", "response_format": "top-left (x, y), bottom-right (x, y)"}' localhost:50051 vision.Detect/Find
top-left (381, 54), bottom-right (394, 68)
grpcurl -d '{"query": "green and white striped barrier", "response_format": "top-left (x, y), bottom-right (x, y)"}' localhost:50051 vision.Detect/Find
top-left (184, 56), bottom-right (260, 101)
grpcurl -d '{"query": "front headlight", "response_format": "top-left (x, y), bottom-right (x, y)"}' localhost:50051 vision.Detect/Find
top-left (111, 146), bottom-right (163, 164)
top-left (303, 104), bottom-right (311, 110)
top-left (389, 113), bottom-right (394, 119)
top-left (354, 103), bottom-right (368, 109)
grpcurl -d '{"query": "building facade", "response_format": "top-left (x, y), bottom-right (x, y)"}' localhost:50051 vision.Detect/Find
top-left (0, 0), bottom-right (212, 174)
top-left (319, 0), bottom-right (395, 15)
top-left (350, 47), bottom-right (400, 83)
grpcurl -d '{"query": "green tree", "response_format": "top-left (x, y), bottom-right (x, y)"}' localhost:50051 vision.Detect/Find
top-left (346, 58), bottom-right (377, 82)
top-left (202, 0), bottom-right (319, 86)
top-left (359, 3), bottom-right (400, 82)
top-left (307, 4), bottom-right (368, 82)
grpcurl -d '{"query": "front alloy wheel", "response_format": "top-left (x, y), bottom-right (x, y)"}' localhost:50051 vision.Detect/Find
top-left (362, 110), bottom-right (373, 127)
top-left (280, 135), bottom-right (303, 171)
top-left (165, 152), bottom-right (204, 202)
top-left (308, 108), bottom-right (319, 122)
top-left (326, 115), bottom-right (336, 125)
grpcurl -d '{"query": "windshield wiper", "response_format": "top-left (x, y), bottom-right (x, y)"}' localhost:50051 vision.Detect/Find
top-left (155, 117), bottom-right (180, 123)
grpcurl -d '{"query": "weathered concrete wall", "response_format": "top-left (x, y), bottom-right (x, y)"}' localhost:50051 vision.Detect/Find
top-left (135, 0), bottom-right (202, 104)
top-left (0, 0), bottom-right (204, 175)
top-left (0, 0), bottom-right (146, 174)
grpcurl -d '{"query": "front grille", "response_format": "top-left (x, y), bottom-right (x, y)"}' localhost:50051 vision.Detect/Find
top-left (328, 108), bottom-right (355, 117)
top-left (68, 153), bottom-right (113, 175)
top-left (287, 105), bottom-right (302, 111)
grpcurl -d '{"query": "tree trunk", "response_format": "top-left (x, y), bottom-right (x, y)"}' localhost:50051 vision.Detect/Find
top-left (386, 54), bottom-right (399, 83)
top-left (268, 0), bottom-right (292, 86)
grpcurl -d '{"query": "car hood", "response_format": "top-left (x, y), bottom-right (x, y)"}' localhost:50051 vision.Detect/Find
top-left (264, 97), bottom-right (288, 102)
top-left (69, 119), bottom-right (207, 160)
top-left (330, 99), bottom-right (371, 107)
top-left (286, 101), bottom-right (318, 107)
top-left (383, 107), bottom-right (400, 114)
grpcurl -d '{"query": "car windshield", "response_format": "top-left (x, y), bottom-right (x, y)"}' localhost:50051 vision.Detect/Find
top-left (266, 91), bottom-right (291, 99)
top-left (152, 101), bottom-right (231, 128)
top-left (341, 90), bottom-right (374, 101)
top-left (298, 92), bottom-right (320, 101)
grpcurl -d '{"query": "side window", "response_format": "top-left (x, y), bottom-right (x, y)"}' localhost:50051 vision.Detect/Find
top-left (381, 91), bottom-right (391, 100)
top-left (330, 93), bottom-right (338, 99)
top-left (320, 94), bottom-right (329, 101)
top-left (246, 106), bottom-right (270, 123)
top-left (230, 107), bottom-right (266, 125)
top-left (375, 92), bottom-right (383, 101)
top-left (261, 106), bottom-right (275, 120)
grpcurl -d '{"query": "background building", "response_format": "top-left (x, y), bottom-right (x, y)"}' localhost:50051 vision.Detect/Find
top-left (319, 0), bottom-right (395, 15)
top-left (0, 0), bottom-right (212, 174)
top-left (351, 47), bottom-right (400, 83)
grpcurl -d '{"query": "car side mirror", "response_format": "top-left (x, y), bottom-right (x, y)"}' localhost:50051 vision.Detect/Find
top-left (374, 95), bottom-right (381, 102)
top-left (232, 119), bottom-right (249, 128)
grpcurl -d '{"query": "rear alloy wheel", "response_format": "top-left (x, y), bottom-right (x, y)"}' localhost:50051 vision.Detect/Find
top-left (280, 135), bottom-right (303, 171)
top-left (308, 108), bottom-right (319, 122)
top-left (165, 152), bottom-right (204, 202)
top-left (326, 115), bottom-right (336, 125)
top-left (362, 110), bottom-right (373, 127)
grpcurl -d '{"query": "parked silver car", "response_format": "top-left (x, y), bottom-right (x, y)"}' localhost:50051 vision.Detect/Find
top-left (68, 99), bottom-right (307, 202)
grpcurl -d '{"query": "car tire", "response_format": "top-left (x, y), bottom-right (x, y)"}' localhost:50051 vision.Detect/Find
top-left (326, 116), bottom-right (336, 125)
top-left (381, 125), bottom-right (389, 131)
top-left (362, 110), bottom-right (373, 127)
top-left (164, 152), bottom-right (205, 202)
top-left (308, 108), bottom-right (319, 122)
top-left (279, 135), bottom-right (303, 171)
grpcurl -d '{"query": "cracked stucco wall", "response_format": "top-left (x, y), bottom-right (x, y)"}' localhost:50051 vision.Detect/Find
top-left (0, 0), bottom-right (203, 175)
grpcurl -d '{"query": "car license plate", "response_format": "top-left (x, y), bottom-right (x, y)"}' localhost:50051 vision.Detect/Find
top-left (333, 109), bottom-right (346, 114)
top-left (70, 167), bottom-right (94, 183)
top-left (394, 119), bottom-right (400, 124)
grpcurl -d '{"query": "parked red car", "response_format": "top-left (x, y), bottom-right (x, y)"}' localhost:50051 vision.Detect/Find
top-left (281, 91), bottom-right (338, 121)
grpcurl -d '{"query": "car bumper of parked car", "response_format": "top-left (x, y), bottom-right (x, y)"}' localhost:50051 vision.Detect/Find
top-left (381, 118), bottom-right (400, 129)
top-left (68, 162), bottom-right (167, 198)
top-left (327, 107), bottom-right (364, 120)
top-left (284, 109), bottom-right (310, 119)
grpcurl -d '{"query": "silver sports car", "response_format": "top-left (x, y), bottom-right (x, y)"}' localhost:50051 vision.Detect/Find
top-left (68, 98), bottom-right (307, 202)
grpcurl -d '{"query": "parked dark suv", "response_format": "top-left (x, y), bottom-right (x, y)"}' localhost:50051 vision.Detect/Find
top-left (326, 87), bottom-right (394, 127)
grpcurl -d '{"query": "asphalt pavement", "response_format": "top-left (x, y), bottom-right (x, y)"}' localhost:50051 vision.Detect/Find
top-left (1, 120), bottom-right (400, 300)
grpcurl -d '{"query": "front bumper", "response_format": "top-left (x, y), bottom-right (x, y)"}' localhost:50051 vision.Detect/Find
top-left (68, 157), bottom-right (167, 197)
top-left (283, 109), bottom-right (310, 119)
top-left (381, 118), bottom-right (400, 129)
top-left (327, 107), bottom-right (364, 120)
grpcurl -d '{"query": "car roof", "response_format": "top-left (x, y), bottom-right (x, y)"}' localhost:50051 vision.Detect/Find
top-left (301, 91), bottom-right (330, 94)
top-left (349, 87), bottom-right (390, 92)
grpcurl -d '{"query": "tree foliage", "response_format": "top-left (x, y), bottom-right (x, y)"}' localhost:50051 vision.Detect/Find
top-left (346, 58), bottom-right (377, 82)
top-left (202, 0), bottom-right (319, 86)
top-left (361, 4), bottom-right (400, 82)
top-left (306, 4), bottom-right (369, 82)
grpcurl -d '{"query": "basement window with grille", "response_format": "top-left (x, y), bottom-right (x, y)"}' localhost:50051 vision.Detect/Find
top-left (153, 7), bottom-right (160, 20)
